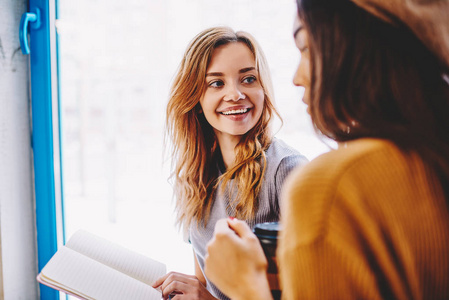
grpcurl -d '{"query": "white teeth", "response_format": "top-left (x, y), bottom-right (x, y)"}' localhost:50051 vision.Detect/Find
top-left (221, 108), bottom-right (248, 115)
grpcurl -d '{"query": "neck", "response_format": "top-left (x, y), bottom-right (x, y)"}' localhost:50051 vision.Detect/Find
top-left (216, 134), bottom-right (241, 170)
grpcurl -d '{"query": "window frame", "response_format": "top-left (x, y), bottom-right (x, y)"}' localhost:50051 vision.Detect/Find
top-left (27, 0), bottom-right (64, 299)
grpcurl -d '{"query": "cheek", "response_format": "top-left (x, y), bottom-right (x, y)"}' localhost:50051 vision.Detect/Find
top-left (199, 95), bottom-right (221, 127)
top-left (253, 90), bottom-right (265, 115)
top-left (199, 94), bottom-right (214, 113)
top-left (256, 89), bottom-right (265, 102)
top-left (303, 59), bottom-right (311, 84)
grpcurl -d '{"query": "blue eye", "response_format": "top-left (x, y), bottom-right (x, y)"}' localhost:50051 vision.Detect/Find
top-left (242, 76), bottom-right (256, 84)
top-left (209, 80), bottom-right (224, 88)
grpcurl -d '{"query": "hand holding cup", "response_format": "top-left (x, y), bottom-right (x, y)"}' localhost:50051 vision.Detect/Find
top-left (204, 218), bottom-right (272, 300)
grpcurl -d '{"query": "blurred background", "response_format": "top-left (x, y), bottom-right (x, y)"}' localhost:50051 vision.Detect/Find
top-left (57, 0), bottom-right (332, 281)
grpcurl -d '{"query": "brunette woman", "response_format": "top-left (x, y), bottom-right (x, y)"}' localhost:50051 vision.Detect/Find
top-left (204, 1), bottom-right (449, 299)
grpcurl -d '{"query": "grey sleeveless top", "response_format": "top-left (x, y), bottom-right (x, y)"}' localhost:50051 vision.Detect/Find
top-left (188, 138), bottom-right (308, 300)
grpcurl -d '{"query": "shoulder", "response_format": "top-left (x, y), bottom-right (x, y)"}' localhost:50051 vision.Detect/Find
top-left (265, 138), bottom-right (309, 174)
top-left (281, 138), bottom-right (415, 242)
top-left (284, 138), bottom-right (407, 187)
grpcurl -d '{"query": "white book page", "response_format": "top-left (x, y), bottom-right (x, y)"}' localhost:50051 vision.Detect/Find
top-left (66, 230), bottom-right (166, 286)
top-left (40, 247), bottom-right (161, 300)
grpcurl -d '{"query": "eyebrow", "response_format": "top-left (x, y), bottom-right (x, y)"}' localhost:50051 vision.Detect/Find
top-left (206, 67), bottom-right (255, 77)
top-left (293, 25), bottom-right (303, 38)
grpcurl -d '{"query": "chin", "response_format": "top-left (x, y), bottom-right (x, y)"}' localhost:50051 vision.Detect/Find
top-left (228, 130), bottom-right (249, 137)
top-left (225, 127), bottom-right (252, 137)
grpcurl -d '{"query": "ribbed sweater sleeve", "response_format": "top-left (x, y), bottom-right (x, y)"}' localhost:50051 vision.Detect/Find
top-left (278, 138), bottom-right (449, 300)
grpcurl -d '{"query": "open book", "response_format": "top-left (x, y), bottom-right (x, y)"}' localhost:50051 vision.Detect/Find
top-left (37, 230), bottom-right (166, 300)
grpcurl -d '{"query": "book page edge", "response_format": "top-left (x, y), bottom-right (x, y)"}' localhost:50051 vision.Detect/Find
top-left (37, 273), bottom-right (94, 300)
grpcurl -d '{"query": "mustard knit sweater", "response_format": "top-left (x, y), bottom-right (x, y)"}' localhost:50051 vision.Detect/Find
top-left (278, 138), bottom-right (449, 299)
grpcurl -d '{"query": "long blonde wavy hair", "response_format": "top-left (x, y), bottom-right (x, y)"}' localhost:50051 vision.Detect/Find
top-left (165, 26), bottom-right (281, 230)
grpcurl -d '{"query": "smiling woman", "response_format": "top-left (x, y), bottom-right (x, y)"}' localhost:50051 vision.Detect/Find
top-left (57, 1), bottom-right (324, 299)
top-left (157, 26), bottom-right (308, 299)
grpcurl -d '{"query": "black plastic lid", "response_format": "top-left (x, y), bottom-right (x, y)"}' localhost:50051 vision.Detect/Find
top-left (253, 222), bottom-right (281, 239)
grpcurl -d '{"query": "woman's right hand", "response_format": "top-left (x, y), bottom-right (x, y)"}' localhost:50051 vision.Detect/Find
top-left (152, 271), bottom-right (217, 300)
top-left (204, 218), bottom-right (273, 300)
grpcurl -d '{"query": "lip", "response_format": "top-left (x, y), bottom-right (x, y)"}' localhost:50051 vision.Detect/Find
top-left (301, 97), bottom-right (311, 115)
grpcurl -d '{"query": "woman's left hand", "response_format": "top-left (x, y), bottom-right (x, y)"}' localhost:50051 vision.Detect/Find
top-left (204, 218), bottom-right (273, 300)
top-left (152, 272), bottom-right (217, 300)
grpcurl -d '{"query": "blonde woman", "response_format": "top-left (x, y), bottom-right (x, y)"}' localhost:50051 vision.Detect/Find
top-left (152, 26), bottom-right (308, 299)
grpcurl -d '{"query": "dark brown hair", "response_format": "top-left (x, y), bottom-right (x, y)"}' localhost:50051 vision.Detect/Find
top-left (296, 0), bottom-right (449, 196)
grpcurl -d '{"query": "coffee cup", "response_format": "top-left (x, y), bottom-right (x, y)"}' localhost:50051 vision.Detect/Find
top-left (253, 221), bottom-right (281, 300)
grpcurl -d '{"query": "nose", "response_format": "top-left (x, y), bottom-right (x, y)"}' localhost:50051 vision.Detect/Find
top-left (293, 56), bottom-right (311, 108)
top-left (293, 54), bottom-right (309, 88)
top-left (223, 83), bottom-right (245, 102)
top-left (293, 61), bottom-right (305, 87)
